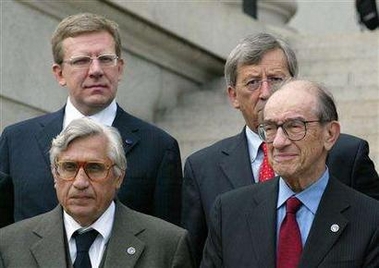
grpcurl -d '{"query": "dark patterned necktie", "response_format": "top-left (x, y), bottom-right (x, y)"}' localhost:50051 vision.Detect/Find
top-left (73, 229), bottom-right (99, 268)
top-left (277, 197), bottom-right (302, 268)
top-left (259, 143), bottom-right (275, 182)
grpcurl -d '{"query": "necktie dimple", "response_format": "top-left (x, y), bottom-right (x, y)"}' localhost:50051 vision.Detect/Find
top-left (73, 229), bottom-right (99, 268)
top-left (259, 143), bottom-right (275, 182)
top-left (277, 197), bottom-right (302, 268)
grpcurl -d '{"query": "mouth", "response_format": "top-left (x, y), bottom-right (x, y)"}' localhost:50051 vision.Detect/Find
top-left (70, 194), bottom-right (94, 201)
top-left (84, 84), bottom-right (108, 90)
top-left (273, 153), bottom-right (297, 162)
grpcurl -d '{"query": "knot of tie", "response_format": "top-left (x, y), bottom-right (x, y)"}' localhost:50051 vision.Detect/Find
top-left (261, 142), bottom-right (268, 155)
top-left (286, 196), bottom-right (302, 214)
top-left (74, 229), bottom-right (98, 268)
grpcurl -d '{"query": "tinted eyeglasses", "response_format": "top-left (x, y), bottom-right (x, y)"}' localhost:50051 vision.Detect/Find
top-left (54, 160), bottom-right (116, 181)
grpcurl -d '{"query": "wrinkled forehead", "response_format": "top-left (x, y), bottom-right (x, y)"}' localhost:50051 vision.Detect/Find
top-left (264, 82), bottom-right (318, 121)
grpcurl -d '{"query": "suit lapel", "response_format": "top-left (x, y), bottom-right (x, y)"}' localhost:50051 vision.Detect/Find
top-left (112, 106), bottom-right (140, 155)
top-left (299, 178), bottom-right (350, 268)
top-left (102, 201), bottom-right (146, 267)
top-left (30, 206), bottom-right (69, 267)
top-left (35, 109), bottom-right (64, 167)
top-left (219, 129), bottom-right (253, 188)
top-left (246, 179), bottom-right (278, 267)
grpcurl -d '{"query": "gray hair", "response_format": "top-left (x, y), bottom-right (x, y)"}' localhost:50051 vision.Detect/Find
top-left (50, 118), bottom-right (126, 176)
top-left (51, 13), bottom-right (122, 65)
top-left (312, 82), bottom-right (339, 122)
top-left (224, 32), bottom-right (298, 87)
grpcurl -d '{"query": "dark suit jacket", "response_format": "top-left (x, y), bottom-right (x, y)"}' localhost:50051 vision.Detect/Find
top-left (181, 128), bottom-right (379, 265)
top-left (0, 201), bottom-right (195, 268)
top-left (200, 177), bottom-right (379, 268)
top-left (0, 105), bottom-right (182, 227)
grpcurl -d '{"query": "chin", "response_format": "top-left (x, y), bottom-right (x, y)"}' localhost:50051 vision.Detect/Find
top-left (273, 165), bottom-right (294, 178)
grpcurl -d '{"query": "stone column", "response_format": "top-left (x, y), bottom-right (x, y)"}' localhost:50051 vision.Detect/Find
top-left (225, 0), bottom-right (297, 27)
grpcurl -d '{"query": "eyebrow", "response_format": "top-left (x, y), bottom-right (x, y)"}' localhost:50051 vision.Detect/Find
top-left (263, 116), bottom-right (306, 124)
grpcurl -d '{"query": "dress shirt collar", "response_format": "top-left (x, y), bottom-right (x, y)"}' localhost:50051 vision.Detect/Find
top-left (277, 167), bottom-right (329, 214)
top-left (245, 126), bottom-right (263, 163)
top-left (64, 201), bottom-right (115, 244)
top-left (63, 97), bottom-right (117, 129)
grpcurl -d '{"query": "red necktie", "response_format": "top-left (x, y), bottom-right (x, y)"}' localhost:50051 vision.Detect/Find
top-left (259, 143), bottom-right (275, 182)
top-left (277, 197), bottom-right (302, 268)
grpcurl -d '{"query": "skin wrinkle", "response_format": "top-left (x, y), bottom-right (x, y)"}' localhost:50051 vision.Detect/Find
top-left (263, 81), bottom-right (340, 192)
top-left (53, 134), bottom-right (124, 226)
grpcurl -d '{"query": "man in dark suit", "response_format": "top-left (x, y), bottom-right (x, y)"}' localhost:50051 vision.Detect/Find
top-left (0, 13), bottom-right (182, 228)
top-left (0, 118), bottom-right (194, 268)
top-left (182, 33), bottom-right (379, 265)
top-left (201, 80), bottom-right (379, 267)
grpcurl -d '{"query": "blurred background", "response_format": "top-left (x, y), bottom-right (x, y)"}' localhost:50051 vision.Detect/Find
top-left (1, 0), bottom-right (378, 166)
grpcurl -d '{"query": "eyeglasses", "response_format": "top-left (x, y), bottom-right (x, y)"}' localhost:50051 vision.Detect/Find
top-left (54, 160), bottom-right (116, 181)
top-left (62, 54), bottom-right (119, 69)
top-left (244, 77), bottom-right (286, 92)
top-left (258, 119), bottom-right (324, 143)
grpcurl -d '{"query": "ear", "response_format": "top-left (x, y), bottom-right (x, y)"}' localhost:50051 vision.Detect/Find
top-left (324, 121), bottom-right (341, 151)
top-left (51, 167), bottom-right (58, 188)
top-left (115, 170), bottom-right (125, 189)
top-left (227, 86), bottom-right (240, 109)
top-left (52, 64), bottom-right (67, 86)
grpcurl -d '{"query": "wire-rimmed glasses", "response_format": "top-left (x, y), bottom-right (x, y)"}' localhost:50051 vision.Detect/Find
top-left (258, 119), bottom-right (323, 143)
top-left (62, 54), bottom-right (119, 69)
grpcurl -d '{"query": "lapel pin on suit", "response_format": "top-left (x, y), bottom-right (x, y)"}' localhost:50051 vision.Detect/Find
top-left (330, 224), bottom-right (340, 233)
top-left (127, 247), bottom-right (136, 255)
top-left (125, 139), bottom-right (133, 146)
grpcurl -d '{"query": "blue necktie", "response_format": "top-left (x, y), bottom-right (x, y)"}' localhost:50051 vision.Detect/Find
top-left (73, 229), bottom-right (99, 268)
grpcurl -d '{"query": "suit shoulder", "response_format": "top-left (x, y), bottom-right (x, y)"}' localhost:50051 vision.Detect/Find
top-left (217, 182), bottom-right (269, 209)
top-left (130, 208), bottom-right (187, 236)
top-left (1, 111), bottom-right (60, 135)
top-left (116, 108), bottom-right (177, 142)
top-left (330, 178), bottom-right (379, 217)
top-left (186, 133), bottom-right (242, 162)
top-left (341, 180), bottom-right (379, 206)
top-left (0, 212), bottom-right (46, 241)
top-left (334, 133), bottom-right (366, 147)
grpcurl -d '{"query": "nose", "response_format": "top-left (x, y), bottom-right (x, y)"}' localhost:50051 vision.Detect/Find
top-left (260, 80), bottom-right (272, 99)
top-left (88, 59), bottom-right (104, 78)
top-left (272, 127), bottom-right (291, 148)
top-left (72, 167), bottom-right (90, 189)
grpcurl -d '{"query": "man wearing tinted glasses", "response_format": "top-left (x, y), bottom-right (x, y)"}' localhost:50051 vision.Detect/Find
top-left (181, 32), bottom-right (379, 265)
top-left (0, 118), bottom-right (194, 268)
top-left (0, 13), bottom-right (183, 228)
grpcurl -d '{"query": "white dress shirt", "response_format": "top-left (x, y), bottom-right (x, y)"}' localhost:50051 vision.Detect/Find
top-left (63, 97), bottom-right (117, 129)
top-left (245, 126), bottom-right (265, 183)
top-left (64, 201), bottom-right (115, 268)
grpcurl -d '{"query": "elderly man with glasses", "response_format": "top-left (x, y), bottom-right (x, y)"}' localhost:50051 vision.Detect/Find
top-left (0, 117), bottom-right (194, 268)
top-left (200, 79), bottom-right (379, 268)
